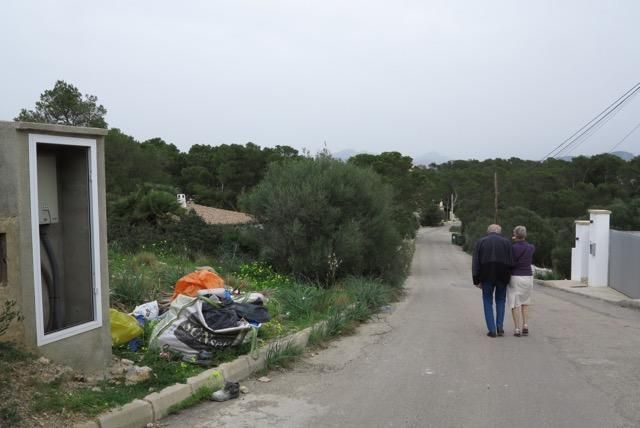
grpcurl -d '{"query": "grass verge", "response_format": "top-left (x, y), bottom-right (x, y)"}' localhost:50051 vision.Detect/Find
top-left (263, 341), bottom-right (304, 372)
top-left (168, 386), bottom-right (215, 415)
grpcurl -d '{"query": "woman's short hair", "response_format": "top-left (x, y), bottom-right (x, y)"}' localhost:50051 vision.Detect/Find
top-left (513, 225), bottom-right (527, 239)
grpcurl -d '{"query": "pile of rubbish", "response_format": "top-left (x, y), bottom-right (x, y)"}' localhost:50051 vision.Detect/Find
top-left (110, 267), bottom-right (270, 364)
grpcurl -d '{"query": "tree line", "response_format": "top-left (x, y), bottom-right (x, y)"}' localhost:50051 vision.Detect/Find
top-left (432, 155), bottom-right (640, 276)
top-left (15, 80), bottom-right (640, 281)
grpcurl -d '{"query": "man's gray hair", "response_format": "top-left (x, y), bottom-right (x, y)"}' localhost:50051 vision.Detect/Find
top-left (513, 225), bottom-right (527, 239)
top-left (487, 224), bottom-right (501, 233)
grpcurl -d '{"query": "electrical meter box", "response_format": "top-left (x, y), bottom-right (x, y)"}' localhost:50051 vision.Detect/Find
top-left (0, 121), bottom-right (111, 375)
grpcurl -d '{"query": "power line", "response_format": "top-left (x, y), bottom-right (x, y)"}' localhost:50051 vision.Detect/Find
top-left (609, 120), bottom-right (640, 153)
top-left (543, 81), bottom-right (640, 159)
top-left (541, 81), bottom-right (640, 160)
top-left (556, 86), bottom-right (640, 158)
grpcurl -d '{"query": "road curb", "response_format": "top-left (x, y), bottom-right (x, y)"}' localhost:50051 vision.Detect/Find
top-left (96, 399), bottom-right (153, 428)
top-left (75, 324), bottom-right (315, 428)
top-left (144, 383), bottom-right (192, 421)
top-left (536, 280), bottom-right (640, 310)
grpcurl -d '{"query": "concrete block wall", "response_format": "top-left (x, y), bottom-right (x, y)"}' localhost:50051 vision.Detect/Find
top-left (0, 121), bottom-right (111, 375)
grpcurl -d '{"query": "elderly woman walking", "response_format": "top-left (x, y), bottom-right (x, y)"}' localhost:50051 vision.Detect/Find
top-left (509, 225), bottom-right (535, 337)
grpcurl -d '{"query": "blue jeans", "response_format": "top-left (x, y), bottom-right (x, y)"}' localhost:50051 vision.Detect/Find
top-left (482, 280), bottom-right (507, 333)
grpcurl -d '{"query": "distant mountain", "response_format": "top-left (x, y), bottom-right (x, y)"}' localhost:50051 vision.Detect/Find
top-left (413, 151), bottom-right (450, 166)
top-left (333, 149), bottom-right (362, 160)
top-left (611, 151), bottom-right (635, 161)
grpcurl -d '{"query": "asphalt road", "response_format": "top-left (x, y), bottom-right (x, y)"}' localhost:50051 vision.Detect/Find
top-left (162, 226), bottom-right (640, 428)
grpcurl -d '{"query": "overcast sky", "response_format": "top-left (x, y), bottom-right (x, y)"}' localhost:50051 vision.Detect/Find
top-left (2, 1), bottom-right (639, 160)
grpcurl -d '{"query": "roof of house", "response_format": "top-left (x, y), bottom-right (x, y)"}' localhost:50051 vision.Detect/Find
top-left (189, 203), bottom-right (255, 225)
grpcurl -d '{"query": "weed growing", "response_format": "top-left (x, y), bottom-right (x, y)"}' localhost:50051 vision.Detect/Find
top-left (0, 343), bottom-right (32, 426)
top-left (534, 270), bottom-right (564, 281)
top-left (263, 341), bottom-right (304, 372)
top-left (168, 386), bottom-right (215, 415)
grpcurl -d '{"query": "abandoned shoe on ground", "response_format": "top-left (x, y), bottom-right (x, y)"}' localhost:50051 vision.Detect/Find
top-left (210, 381), bottom-right (241, 402)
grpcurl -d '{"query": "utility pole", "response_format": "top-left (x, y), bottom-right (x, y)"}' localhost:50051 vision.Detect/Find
top-left (494, 171), bottom-right (499, 224)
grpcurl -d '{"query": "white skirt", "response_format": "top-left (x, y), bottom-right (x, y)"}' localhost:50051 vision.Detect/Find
top-left (508, 275), bottom-right (533, 309)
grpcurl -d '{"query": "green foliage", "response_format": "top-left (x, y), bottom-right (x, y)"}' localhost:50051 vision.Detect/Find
top-left (241, 155), bottom-right (412, 285)
top-left (535, 270), bottom-right (565, 281)
top-left (108, 249), bottom-right (194, 310)
top-left (548, 217), bottom-right (575, 278)
top-left (274, 285), bottom-right (334, 322)
top-left (15, 80), bottom-right (107, 128)
top-left (108, 183), bottom-right (184, 226)
top-left (168, 386), bottom-right (216, 415)
top-left (434, 155), bottom-right (640, 271)
top-left (419, 203), bottom-right (444, 226)
top-left (235, 262), bottom-right (291, 289)
top-left (0, 341), bottom-right (32, 362)
top-left (0, 403), bottom-right (20, 427)
top-left (0, 343), bottom-right (32, 426)
top-left (108, 210), bottom-right (255, 265)
top-left (343, 277), bottom-right (392, 316)
top-left (609, 198), bottom-right (640, 231)
top-left (257, 318), bottom-right (285, 339)
top-left (349, 152), bottom-right (440, 237)
top-left (105, 129), bottom-right (176, 195)
top-left (0, 300), bottom-right (23, 337)
top-left (499, 207), bottom-right (555, 267)
top-left (263, 341), bottom-right (304, 371)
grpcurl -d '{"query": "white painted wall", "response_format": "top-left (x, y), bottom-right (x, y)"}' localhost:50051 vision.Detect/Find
top-left (571, 221), bottom-right (590, 282)
top-left (177, 193), bottom-right (187, 208)
top-left (587, 210), bottom-right (611, 287)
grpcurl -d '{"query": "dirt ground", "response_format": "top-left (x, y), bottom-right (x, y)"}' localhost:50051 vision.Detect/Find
top-left (0, 346), bottom-right (92, 428)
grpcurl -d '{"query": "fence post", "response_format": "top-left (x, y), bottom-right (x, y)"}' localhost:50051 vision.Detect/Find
top-left (571, 220), bottom-right (591, 282)
top-left (587, 209), bottom-right (611, 287)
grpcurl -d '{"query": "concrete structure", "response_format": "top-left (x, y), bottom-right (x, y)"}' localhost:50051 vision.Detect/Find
top-left (587, 210), bottom-right (611, 287)
top-left (570, 220), bottom-right (590, 282)
top-left (609, 230), bottom-right (640, 298)
top-left (177, 193), bottom-right (187, 208)
top-left (0, 121), bottom-right (111, 375)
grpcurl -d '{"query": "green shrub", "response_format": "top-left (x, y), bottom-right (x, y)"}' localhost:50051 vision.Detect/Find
top-left (235, 262), bottom-right (291, 289)
top-left (263, 341), bottom-right (304, 371)
top-left (108, 183), bottom-right (184, 226)
top-left (275, 285), bottom-right (331, 321)
top-left (240, 155), bottom-right (412, 285)
top-left (109, 210), bottom-right (256, 261)
top-left (461, 207), bottom-right (555, 267)
top-left (499, 207), bottom-right (555, 267)
top-left (419, 204), bottom-right (444, 226)
top-left (0, 300), bottom-right (23, 337)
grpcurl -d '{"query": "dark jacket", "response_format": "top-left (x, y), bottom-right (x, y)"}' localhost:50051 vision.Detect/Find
top-left (472, 232), bottom-right (513, 285)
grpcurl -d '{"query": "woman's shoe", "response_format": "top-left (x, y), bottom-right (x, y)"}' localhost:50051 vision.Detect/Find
top-left (522, 325), bottom-right (529, 336)
top-left (514, 329), bottom-right (521, 337)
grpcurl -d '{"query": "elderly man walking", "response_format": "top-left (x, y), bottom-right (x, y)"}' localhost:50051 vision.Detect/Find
top-left (472, 224), bottom-right (513, 338)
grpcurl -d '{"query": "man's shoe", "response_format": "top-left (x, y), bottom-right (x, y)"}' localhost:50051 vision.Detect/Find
top-left (497, 328), bottom-right (504, 337)
top-left (487, 331), bottom-right (497, 338)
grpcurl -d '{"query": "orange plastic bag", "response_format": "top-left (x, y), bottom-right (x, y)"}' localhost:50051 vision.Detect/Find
top-left (171, 269), bottom-right (225, 301)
